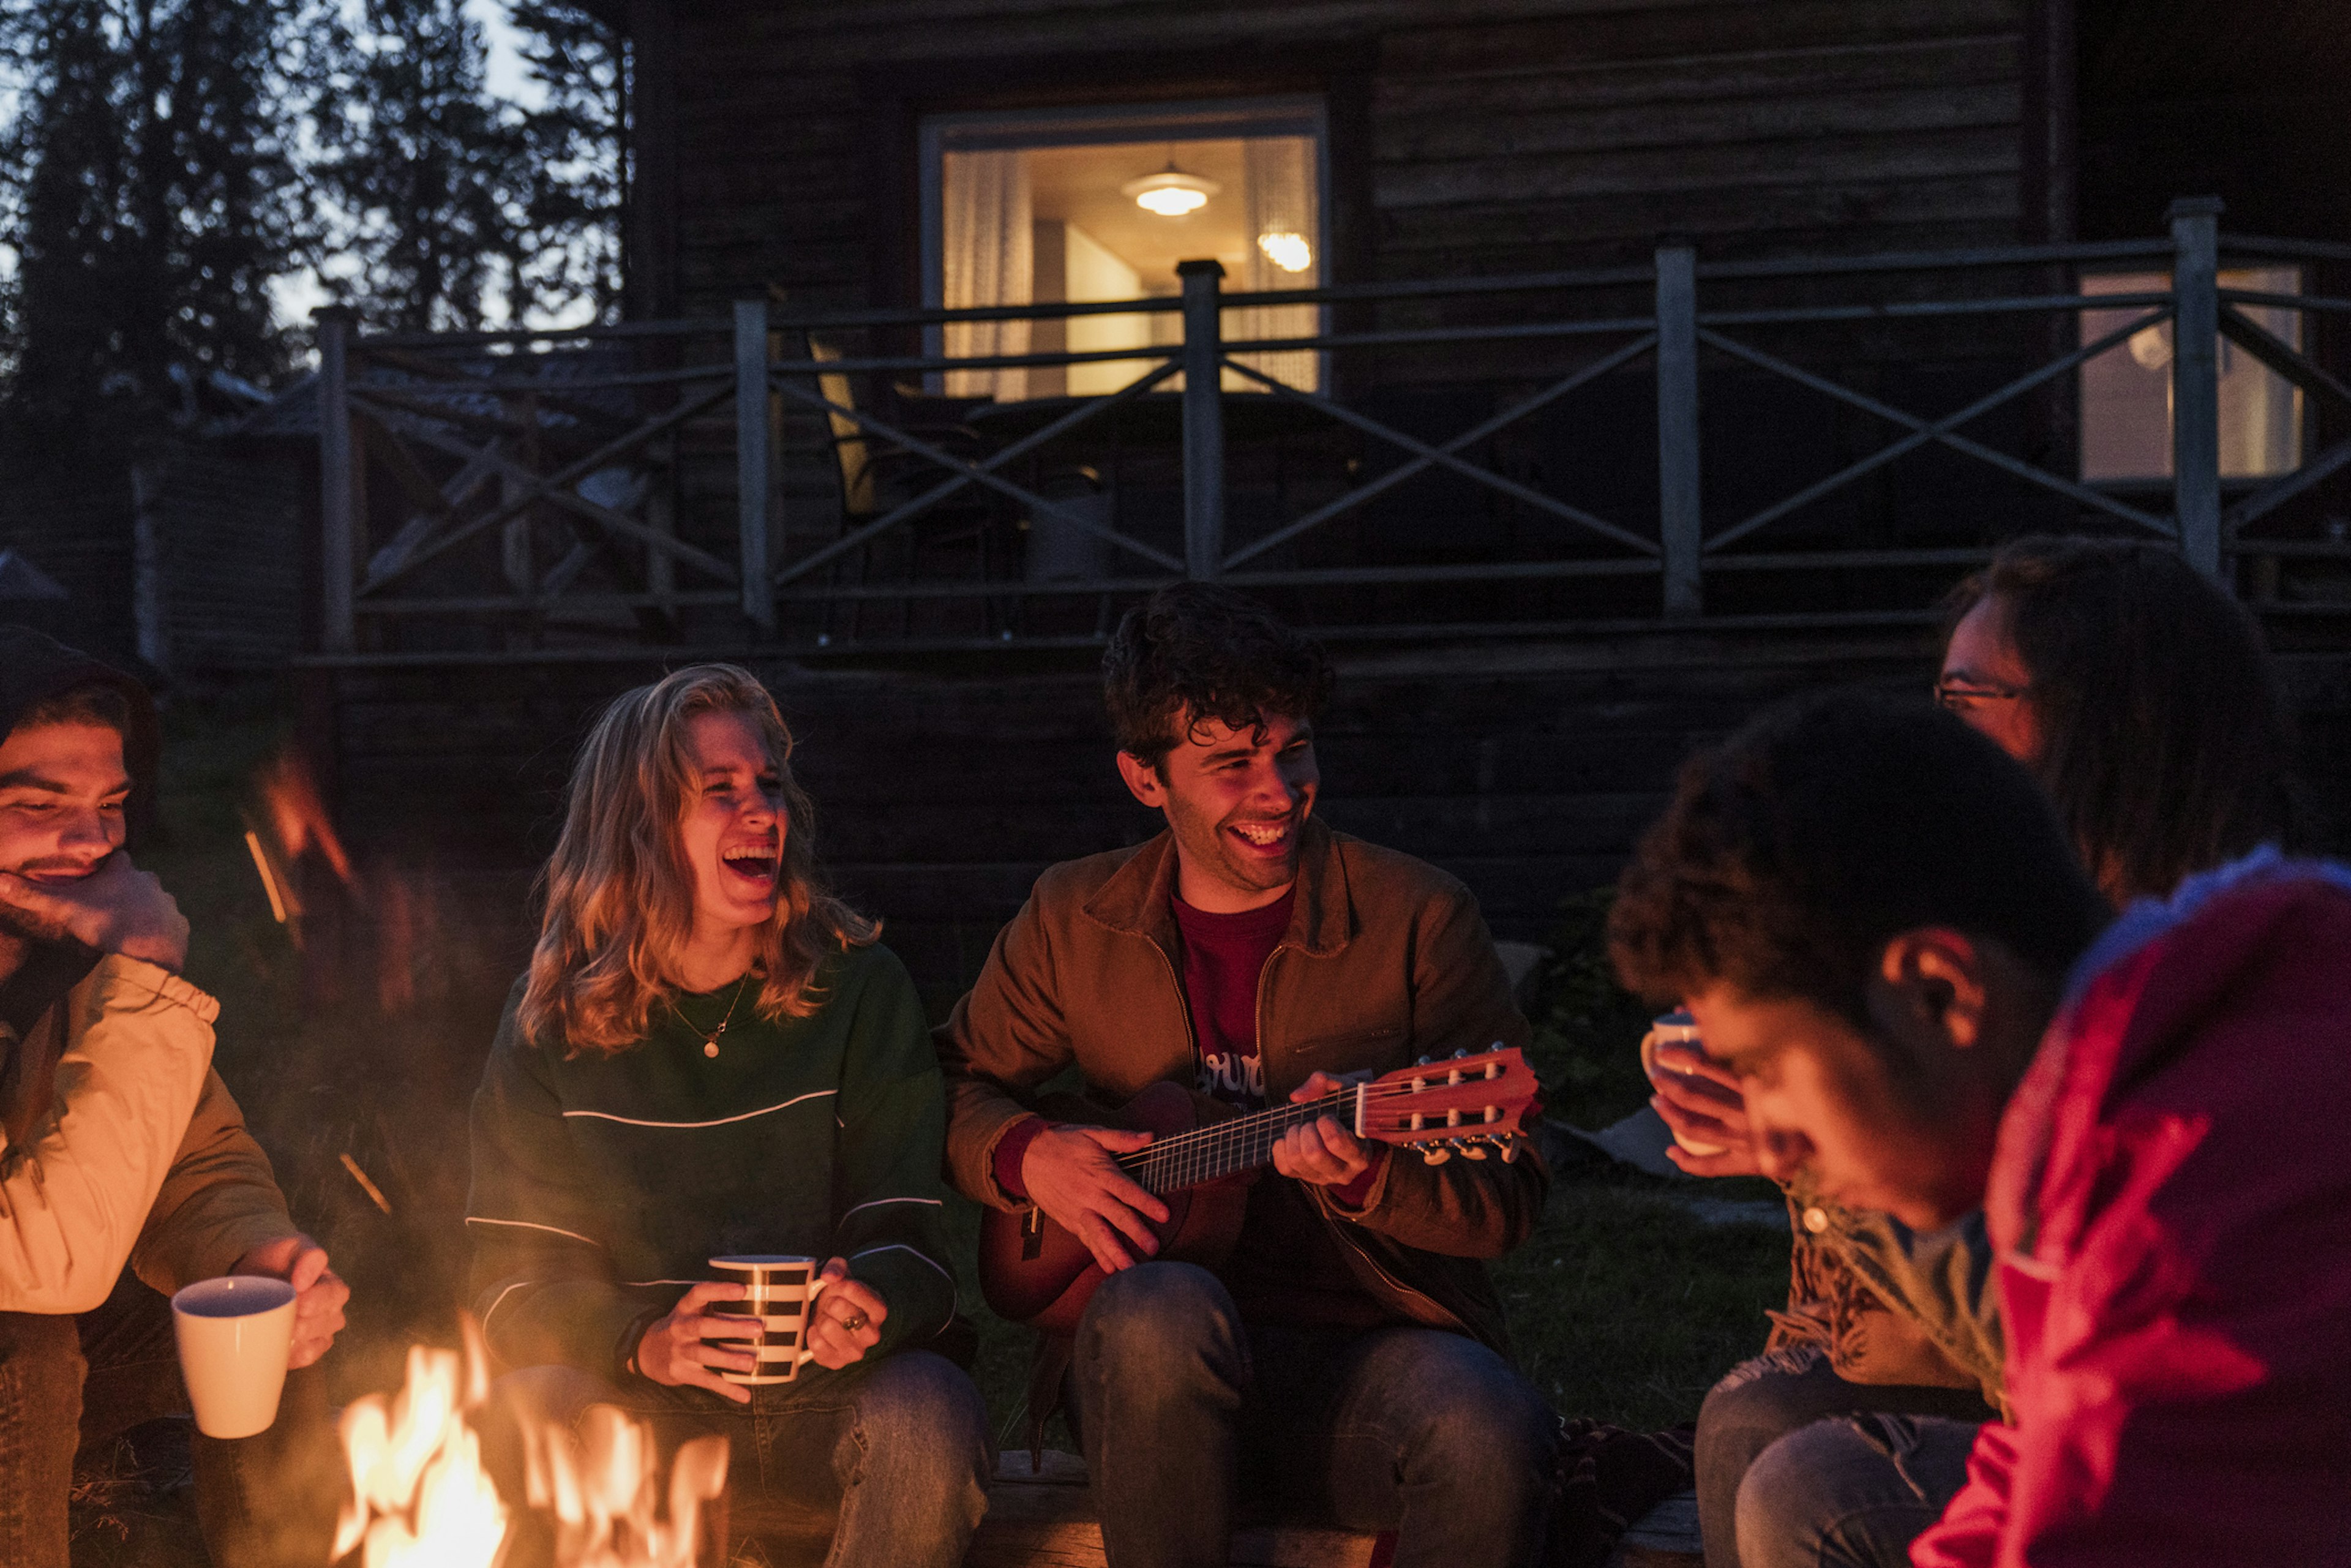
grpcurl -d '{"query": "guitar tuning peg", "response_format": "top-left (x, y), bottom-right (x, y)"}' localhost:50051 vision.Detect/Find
top-left (1498, 1135), bottom-right (1520, 1163)
top-left (1458, 1138), bottom-right (1489, 1160)
top-left (1420, 1144), bottom-right (1452, 1166)
top-left (1416, 1055), bottom-right (1433, 1067)
top-left (1453, 1047), bottom-right (1471, 1059)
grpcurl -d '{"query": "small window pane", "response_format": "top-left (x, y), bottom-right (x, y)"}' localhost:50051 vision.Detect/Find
top-left (2080, 267), bottom-right (2304, 481)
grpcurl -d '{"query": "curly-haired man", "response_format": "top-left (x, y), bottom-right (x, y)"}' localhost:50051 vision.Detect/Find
top-left (937, 585), bottom-right (1558, 1568)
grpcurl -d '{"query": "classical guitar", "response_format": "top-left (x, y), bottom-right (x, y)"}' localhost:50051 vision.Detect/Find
top-left (978, 1045), bottom-right (1541, 1333)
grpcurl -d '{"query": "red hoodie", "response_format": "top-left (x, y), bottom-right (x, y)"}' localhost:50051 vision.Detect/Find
top-left (1914, 857), bottom-right (2351, 1567)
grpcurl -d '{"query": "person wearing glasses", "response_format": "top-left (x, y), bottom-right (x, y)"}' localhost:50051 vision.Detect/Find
top-left (1663, 536), bottom-right (2303, 1568)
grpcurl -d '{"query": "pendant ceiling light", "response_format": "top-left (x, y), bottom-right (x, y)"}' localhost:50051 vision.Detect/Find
top-left (1123, 165), bottom-right (1220, 217)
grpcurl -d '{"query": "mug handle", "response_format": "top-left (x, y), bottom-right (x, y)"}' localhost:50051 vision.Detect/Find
top-left (793, 1274), bottom-right (830, 1368)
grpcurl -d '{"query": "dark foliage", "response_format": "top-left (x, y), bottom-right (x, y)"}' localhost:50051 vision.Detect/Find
top-left (303, 0), bottom-right (531, 332)
top-left (0, 0), bottom-right (310, 470)
top-left (506, 2), bottom-right (629, 323)
top-left (1524, 887), bottom-right (1657, 1131)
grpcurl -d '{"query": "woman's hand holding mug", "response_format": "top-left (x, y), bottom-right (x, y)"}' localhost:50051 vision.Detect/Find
top-left (803, 1258), bottom-right (886, 1370)
top-left (636, 1281), bottom-right (764, 1403)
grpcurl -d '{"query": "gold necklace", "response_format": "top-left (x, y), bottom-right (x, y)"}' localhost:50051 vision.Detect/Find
top-left (683, 973), bottom-right (755, 1059)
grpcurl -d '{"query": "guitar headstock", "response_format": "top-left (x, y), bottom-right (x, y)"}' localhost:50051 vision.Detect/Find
top-left (1358, 1045), bottom-right (1541, 1165)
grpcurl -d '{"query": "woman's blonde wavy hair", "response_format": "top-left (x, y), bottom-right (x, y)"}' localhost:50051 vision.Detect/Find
top-left (518, 664), bottom-right (877, 1055)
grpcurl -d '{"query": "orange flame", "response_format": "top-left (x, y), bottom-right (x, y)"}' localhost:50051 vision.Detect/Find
top-left (256, 747), bottom-right (353, 887)
top-left (334, 1321), bottom-right (504, 1567)
top-left (335, 1318), bottom-right (729, 1568)
top-left (527, 1409), bottom-right (729, 1568)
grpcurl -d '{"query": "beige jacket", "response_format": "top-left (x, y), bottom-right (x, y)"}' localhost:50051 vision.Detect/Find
top-left (0, 953), bottom-right (298, 1314)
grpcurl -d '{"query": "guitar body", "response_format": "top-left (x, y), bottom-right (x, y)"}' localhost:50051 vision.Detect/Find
top-left (978, 1081), bottom-right (1252, 1335)
top-left (976, 1045), bottom-right (1540, 1334)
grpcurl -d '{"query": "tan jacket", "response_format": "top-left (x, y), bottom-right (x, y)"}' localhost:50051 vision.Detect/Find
top-left (937, 818), bottom-right (1548, 1352)
top-left (0, 953), bottom-right (298, 1315)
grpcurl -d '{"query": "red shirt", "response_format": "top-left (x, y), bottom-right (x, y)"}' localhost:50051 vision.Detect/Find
top-left (1172, 889), bottom-right (1292, 1111)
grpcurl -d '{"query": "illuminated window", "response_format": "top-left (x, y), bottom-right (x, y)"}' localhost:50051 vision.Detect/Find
top-left (922, 100), bottom-right (1324, 400)
top-left (2080, 268), bottom-right (2304, 481)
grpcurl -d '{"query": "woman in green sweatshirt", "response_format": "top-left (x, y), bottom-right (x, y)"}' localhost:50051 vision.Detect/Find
top-left (467, 663), bottom-right (988, 1565)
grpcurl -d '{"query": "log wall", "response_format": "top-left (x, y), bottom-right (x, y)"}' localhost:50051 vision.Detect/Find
top-left (304, 630), bottom-right (2351, 1021)
top-left (632, 0), bottom-right (2040, 318)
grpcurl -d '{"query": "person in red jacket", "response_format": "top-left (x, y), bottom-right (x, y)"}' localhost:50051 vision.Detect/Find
top-left (1610, 691), bottom-right (2351, 1566)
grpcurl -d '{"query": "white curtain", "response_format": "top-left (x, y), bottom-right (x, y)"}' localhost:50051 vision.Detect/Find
top-left (940, 151), bottom-right (1032, 400)
top-left (1233, 136), bottom-right (1318, 392)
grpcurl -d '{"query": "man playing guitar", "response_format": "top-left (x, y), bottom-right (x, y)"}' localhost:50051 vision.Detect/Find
top-left (937, 585), bottom-right (1558, 1568)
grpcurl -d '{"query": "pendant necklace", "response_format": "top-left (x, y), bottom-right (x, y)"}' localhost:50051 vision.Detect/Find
top-left (686, 973), bottom-right (755, 1059)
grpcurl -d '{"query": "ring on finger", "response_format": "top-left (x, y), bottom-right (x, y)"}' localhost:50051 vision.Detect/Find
top-left (838, 1308), bottom-right (869, 1334)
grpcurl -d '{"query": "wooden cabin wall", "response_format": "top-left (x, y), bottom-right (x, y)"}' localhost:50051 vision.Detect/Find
top-left (636, 0), bottom-right (2036, 320)
top-left (0, 473), bottom-right (136, 661)
top-left (155, 445), bottom-right (307, 676)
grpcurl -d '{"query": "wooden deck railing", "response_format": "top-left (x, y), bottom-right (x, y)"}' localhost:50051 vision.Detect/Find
top-left (313, 199), bottom-right (2351, 659)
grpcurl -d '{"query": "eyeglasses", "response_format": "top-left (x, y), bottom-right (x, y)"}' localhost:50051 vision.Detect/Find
top-left (1933, 678), bottom-right (2027, 710)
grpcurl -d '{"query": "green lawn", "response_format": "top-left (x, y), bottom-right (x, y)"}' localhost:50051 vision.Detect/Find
top-left (74, 691), bottom-right (1790, 1556)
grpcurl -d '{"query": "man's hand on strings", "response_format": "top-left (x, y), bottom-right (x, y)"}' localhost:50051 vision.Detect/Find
top-left (1021, 1123), bottom-right (1169, 1275)
top-left (1272, 1071), bottom-right (1380, 1187)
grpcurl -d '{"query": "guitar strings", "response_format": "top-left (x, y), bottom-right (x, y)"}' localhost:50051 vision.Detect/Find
top-left (1113, 1073), bottom-right (1520, 1165)
top-left (1109, 1069), bottom-right (1524, 1184)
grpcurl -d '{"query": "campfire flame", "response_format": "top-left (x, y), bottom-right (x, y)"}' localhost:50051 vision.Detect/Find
top-left (246, 743), bottom-right (460, 1013)
top-left (334, 1324), bottom-right (506, 1567)
top-left (256, 746), bottom-right (354, 888)
top-left (527, 1408), bottom-right (729, 1568)
top-left (335, 1319), bottom-right (727, 1568)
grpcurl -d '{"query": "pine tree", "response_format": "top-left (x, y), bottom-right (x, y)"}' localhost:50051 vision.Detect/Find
top-left (304, 0), bottom-right (531, 332)
top-left (0, 0), bottom-right (308, 465)
top-left (505, 1), bottom-right (628, 324)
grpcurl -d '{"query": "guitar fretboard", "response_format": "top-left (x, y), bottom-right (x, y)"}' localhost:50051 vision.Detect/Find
top-left (1115, 1089), bottom-right (1355, 1194)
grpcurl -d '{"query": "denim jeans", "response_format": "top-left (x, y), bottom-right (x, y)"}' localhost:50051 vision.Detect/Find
top-left (1068, 1261), bottom-right (1558, 1568)
top-left (1694, 1345), bottom-right (1992, 1568)
top-left (489, 1349), bottom-right (991, 1568)
top-left (0, 1272), bottom-right (342, 1568)
top-left (1734, 1406), bottom-right (1982, 1568)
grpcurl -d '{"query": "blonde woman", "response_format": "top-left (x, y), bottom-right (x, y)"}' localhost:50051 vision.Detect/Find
top-left (467, 664), bottom-right (988, 1564)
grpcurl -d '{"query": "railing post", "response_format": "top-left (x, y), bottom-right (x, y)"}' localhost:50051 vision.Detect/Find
top-left (1178, 259), bottom-right (1227, 579)
top-left (2169, 196), bottom-right (2224, 578)
top-left (734, 298), bottom-right (777, 629)
top-left (315, 306), bottom-right (358, 654)
top-left (1655, 244), bottom-right (1703, 617)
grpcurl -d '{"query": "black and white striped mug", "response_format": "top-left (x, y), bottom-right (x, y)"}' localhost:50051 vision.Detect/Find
top-left (706, 1255), bottom-right (830, 1385)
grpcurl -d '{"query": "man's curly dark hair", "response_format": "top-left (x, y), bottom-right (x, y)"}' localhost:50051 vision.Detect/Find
top-left (1608, 692), bottom-right (2108, 1027)
top-left (1102, 585), bottom-right (1334, 769)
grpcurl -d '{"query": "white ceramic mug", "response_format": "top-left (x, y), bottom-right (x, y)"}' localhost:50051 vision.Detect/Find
top-left (1642, 1010), bottom-right (1741, 1158)
top-left (707, 1255), bottom-right (830, 1385)
top-left (171, 1276), bottom-right (297, 1438)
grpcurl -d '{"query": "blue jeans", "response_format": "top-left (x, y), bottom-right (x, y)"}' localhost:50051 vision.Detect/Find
top-left (493, 1349), bottom-right (991, 1568)
top-left (1695, 1345), bottom-right (1990, 1568)
top-left (0, 1274), bottom-right (341, 1568)
top-left (1069, 1261), bottom-right (1558, 1568)
top-left (1736, 1408), bottom-right (1982, 1568)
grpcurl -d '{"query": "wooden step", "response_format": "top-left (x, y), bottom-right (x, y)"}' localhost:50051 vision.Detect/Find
top-left (963, 1453), bottom-right (1706, 1568)
top-left (970, 1451), bottom-right (1382, 1568)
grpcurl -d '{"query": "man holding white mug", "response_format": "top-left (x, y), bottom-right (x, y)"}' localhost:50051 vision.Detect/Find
top-left (0, 628), bottom-right (348, 1568)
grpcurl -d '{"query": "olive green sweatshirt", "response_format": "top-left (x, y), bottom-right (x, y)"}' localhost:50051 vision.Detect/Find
top-left (466, 943), bottom-right (957, 1379)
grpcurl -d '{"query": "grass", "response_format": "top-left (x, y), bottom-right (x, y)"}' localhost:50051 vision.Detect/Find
top-left (72, 689), bottom-right (1791, 1559)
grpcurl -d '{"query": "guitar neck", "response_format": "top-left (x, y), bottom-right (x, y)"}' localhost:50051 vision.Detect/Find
top-left (1114, 1090), bottom-right (1354, 1195)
